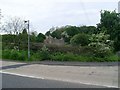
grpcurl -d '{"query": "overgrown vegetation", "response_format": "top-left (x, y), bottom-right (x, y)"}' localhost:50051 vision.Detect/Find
top-left (1, 10), bottom-right (120, 62)
top-left (2, 49), bottom-right (119, 62)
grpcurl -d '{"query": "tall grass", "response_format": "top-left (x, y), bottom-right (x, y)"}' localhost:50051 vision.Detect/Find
top-left (2, 49), bottom-right (119, 62)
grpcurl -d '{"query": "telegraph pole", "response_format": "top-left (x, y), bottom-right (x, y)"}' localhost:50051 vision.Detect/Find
top-left (24, 20), bottom-right (30, 61)
top-left (0, 9), bottom-right (2, 53)
top-left (28, 20), bottom-right (30, 61)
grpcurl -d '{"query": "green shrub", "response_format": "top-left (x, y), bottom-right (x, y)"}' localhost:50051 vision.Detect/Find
top-left (10, 50), bottom-right (19, 60)
top-left (2, 50), bottom-right (28, 61)
top-left (105, 55), bottom-right (119, 62)
top-left (70, 33), bottom-right (90, 46)
top-left (50, 53), bottom-right (64, 61)
top-left (50, 52), bottom-right (89, 62)
top-left (38, 45), bottom-right (50, 60)
top-left (2, 49), bottom-right (118, 62)
top-left (92, 47), bottom-right (112, 58)
top-left (46, 45), bottom-right (83, 54)
top-left (2, 50), bottom-right (11, 59)
top-left (0, 50), bottom-right (2, 59)
top-left (50, 52), bottom-right (118, 62)
top-left (17, 51), bottom-right (27, 61)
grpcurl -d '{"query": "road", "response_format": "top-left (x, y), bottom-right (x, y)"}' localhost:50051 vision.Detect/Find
top-left (2, 73), bottom-right (107, 88)
top-left (1, 60), bottom-right (118, 88)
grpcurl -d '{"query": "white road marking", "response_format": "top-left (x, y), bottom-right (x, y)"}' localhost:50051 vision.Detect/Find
top-left (0, 71), bottom-right (45, 79)
top-left (0, 70), bottom-right (118, 88)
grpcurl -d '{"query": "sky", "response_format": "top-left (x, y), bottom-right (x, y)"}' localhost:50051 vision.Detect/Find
top-left (0, 0), bottom-right (119, 34)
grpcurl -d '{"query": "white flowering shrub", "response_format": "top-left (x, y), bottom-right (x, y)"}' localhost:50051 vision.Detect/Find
top-left (88, 32), bottom-right (113, 57)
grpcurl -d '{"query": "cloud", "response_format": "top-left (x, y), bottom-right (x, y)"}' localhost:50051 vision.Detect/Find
top-left (0, 0), bottom-right (118, 34)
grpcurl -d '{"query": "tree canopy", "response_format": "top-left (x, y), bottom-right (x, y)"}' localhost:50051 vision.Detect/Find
top-left (70, 33), bottom-right (90, 46)
top-left (97, 10), bottom-right (120, 51)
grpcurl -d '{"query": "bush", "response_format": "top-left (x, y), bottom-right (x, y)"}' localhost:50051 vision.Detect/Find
top-left (105, 55), bottom-right (119, 62)
top-left (2, 50), bottom-right (28, 61)
top-left (47, 45), bottom-right (82, 54)
top-left (70, 33), bottom-right (90, 46)
top-left (2, 50), bottom-right (11, 59)
top-left (0, 50), bottom-right (2, 59)
top-left (10, 50), bottom-right (19, 60)
top-left (50, 52), bottom-right (95, 62)
top-left (88, 46), bottom-right (113, 58)
top-left (88, 32), bottom-right (113, 58)
top-left (38, 45), bottom-right (50, 60)
top-left (50, 53), bottom-right (64, 61)
top-left (50, 52), bottom-right (119, 62)
top-left (17, 51), bottom-right (27, 61)
top-left (27, 43), bottom-right (113, 58)
top-left (2, 49), bottom-right (118, 62)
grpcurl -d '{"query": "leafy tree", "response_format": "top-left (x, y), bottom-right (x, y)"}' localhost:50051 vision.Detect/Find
top-left (50, 26), bottom-right (66, 39)
top-left (22, 29), bottom-right (28, 34)
top-left (45, 31), bottom-right (51, 36)
top-left (19, 29), bottom-right (28, 43)
top-left (60, 26), bottom-right (79, 43)
top-left (98, 10), bottom-right (120, 38)
top-left (78, 26), bottom-right (97, 34)
top-left (51, 30), bottom-right (62, 39)
top-left (113, 25), bottom-right (120, 51)
top-left (30, 31), bottom-right (37, 42)
top-left (70, 33), bottom-right (90, 46)
top-left (2, 34), bottom-right (15, 43)
top-left (2, 34), bottom-right (17, 50)
top-left (97, 10), bottom-right (120, 51)
top-left (36, 33), bottom-right (46, 43)
top-left (46, 25), bottom-right (97, 43)
top-left (65, 26), bottom-right (79, 37)
top-left (17, 30), bottom-right (28, 50)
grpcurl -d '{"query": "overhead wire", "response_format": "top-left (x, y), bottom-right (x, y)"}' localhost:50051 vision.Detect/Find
top-left (80, 0), bottom-right (91, 26)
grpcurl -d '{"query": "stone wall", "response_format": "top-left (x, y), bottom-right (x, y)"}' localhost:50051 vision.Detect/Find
top-left (44, 36), bottom-right (65, 46)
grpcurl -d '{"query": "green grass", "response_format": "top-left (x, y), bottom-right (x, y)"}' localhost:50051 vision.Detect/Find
top-left (0, 50), bottom-right (2, 59)
top-left (50, 52), bottom-right (118, 62)
top-left (2, 49), bottom-right (119, 62)
top-left (2, 50), bottom-right (27, 61)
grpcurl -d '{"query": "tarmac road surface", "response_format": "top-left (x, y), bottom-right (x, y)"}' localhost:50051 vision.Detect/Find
top-left (2, 73), bottom-right (108, 88)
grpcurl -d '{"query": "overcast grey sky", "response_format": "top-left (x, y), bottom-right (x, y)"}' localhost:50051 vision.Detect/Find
top-left (0, 0), bottom-right (119, 34)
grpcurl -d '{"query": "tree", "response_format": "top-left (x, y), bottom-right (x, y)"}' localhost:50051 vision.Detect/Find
top-left (51, 29), bottom-right (62, 39)
top-left (2, 34), bottom-right (16, 43)
top-left (45, 31), bottom-right (51, 36)
top-left (61, 26), bottom-right (79, 43)
top-left (45, 25), bottom-right (97, 44)
top-left (78, 26), bottom-right (97, 34)
top-left (113, 24), bottom-right (120, 51)
top-left (98, 10), bottom-right (120, 38)
top-left (2, 17), bottom-right (25, 35)
top-left (97, 10), bottom-right (120, 51)
top-left (36, 33), bottom-right (46, 43)
top-left (65, 26), bottom-right (79, 37)
top-left (2, 34), bottom-right (17, 50)
top-left (22, 29), bottom-right (27, 34)
top-left (30, 31), bottom-right (37, 42)
top-left (19, 29), bottom-right (28, 44)
top-left (70, 33), bottom-right (90, 46)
